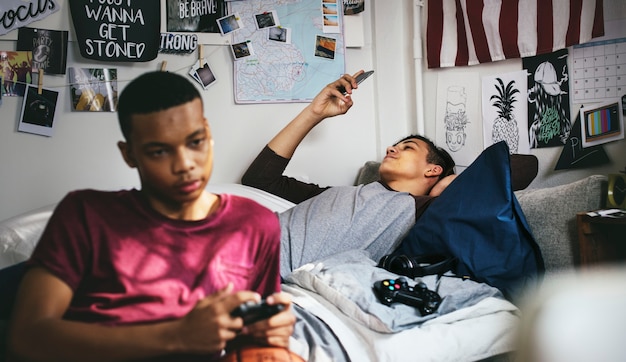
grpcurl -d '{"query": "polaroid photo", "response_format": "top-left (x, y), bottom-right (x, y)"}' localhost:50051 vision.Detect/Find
top-left (580, 99), bottom-right (624, 147)
top-left (254, 10), bottom-right (279, 30)
top-left (189, 59), bottom-right (217, 90)
top-left (314, 35), bottom-right (336, 59)
top-left (217, 13), bottom-right (244, 36)
top-left (322, 3), bottom-right (338, 15)
top-left (230, 41), bottom-right (255, 61)
top-left (18, 84), bottom-right (59, 137)
top-left (268, 26), bottom-right (291, 44)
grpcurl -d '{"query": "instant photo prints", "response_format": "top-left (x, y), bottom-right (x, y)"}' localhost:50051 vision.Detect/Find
top-left (189, 59), bottom-right (217, 90)
top-left (254, 10), bottom-right (279, 30)
top-left (314, 35), bottom-right (336, 59)
top-left (268, 26), bottom-right (291, 44)
top-left (230, 41), bottom-right (255, 60)
top-left (18, 84), bottom-right (59, 137)
top-left (217, 13), bottom-right (244, 36)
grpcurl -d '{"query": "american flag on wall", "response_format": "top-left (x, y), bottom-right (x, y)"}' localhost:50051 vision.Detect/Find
top-left (426, 0), bottom-right (605, 69)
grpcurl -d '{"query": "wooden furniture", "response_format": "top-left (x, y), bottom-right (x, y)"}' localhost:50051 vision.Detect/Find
top-left (577, 212), bottom-right (626, 267)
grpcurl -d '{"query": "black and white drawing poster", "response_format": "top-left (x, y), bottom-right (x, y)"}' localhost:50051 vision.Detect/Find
top-left (523, 49), bottom-right (572, 148)
top-left (482, 70), bottom-right (530, 154)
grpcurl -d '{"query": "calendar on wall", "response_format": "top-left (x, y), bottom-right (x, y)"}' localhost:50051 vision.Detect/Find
top-left (572, 37), bottom-right (626, 104)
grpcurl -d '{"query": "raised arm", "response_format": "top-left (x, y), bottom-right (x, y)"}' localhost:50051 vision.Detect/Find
top-left (267, 70), bottom-right (364, 158)
top-left (242, 72), bottom-right (365, 202)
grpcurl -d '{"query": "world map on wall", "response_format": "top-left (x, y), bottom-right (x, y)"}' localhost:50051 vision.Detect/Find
top-left (229, 0), bottom-right (345, 103)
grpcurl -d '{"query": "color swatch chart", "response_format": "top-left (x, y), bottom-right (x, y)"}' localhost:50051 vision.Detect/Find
top-left (572, 37), bottom-right (626, 104)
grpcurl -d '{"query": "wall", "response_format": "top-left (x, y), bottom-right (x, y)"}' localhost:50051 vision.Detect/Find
top-left (421, 0), bottom-right (626, 189)
top-left (1, 0), bottom-right (625, 221)
top-left (0, 0), bottom-right (398, 221)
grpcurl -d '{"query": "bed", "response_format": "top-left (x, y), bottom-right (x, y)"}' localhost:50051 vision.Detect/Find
top-left (0, 143), bottom-right (539, 361)
top-left (207, 183), bottom-right (521, 362)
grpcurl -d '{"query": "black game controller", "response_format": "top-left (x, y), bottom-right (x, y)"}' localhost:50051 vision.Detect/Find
top-left (231, 299), bottom-right (285, 325)
top-left (373, 277), bottom-right (442, 315)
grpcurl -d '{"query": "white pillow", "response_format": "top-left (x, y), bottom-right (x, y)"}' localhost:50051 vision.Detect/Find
top-left (0, 204), bottom-right (56, 269)
top-left (0, 184), bottom-right (293, 269)
top-left (206, 183), bottom-right (295, 213)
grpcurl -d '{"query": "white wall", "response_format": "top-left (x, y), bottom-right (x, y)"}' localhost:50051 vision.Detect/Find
top-left (1, 0), bottom-right (625, 221)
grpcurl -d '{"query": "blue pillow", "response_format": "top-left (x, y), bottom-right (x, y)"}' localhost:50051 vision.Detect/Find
top-left (395, 141), bottom-right (544, 299)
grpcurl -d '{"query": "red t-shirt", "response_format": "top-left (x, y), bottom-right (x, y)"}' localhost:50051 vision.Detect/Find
top-left (28, 189), bottom-right (281, 326)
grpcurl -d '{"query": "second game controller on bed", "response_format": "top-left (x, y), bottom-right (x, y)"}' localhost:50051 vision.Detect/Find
top-left (373, 277), bottom-right (442, 315)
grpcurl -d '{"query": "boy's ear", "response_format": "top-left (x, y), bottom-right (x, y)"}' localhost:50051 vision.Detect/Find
top-left (426, 164), bottom-right (443, 177)
top-left (118, 141), bottom-right (137, 168)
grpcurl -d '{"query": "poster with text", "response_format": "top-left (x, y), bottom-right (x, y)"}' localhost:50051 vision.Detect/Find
top-left (17, 27), bottom-right (69, 75)
top-left (69, 0), bottom-right (160, 62)
top-left (523, 49), bottom-right (572, 148)
top-left (166, 0), bottom-right (227, 33)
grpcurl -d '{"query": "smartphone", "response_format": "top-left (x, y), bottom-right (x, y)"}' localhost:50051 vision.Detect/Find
top-left (231, 299), bottom-right (285, 325)
top-left (340, 70), bottom-right (374, 94)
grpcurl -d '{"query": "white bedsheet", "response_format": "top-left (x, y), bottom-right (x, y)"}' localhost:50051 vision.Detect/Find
top-left (284, 283), bottom-right (519, 362)
top-left (283, 251), bottom-right (520, 362)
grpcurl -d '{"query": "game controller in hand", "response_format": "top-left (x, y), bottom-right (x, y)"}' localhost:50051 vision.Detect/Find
top-left (231, 299), bottom-right (285, 325)
top-left (373, 277), bottom-right (442, 315)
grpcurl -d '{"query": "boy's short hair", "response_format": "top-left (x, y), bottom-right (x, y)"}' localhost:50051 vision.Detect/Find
top-left (394, 135), bottom-right (456, 179)
top-left (117, 71), bottom-right (202, 140)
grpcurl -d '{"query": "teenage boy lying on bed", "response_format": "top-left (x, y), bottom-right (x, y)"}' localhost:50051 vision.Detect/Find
top-left (242, 71), bottom-right (458, 277)
top-left (7, 71), bottom-right (295, 362)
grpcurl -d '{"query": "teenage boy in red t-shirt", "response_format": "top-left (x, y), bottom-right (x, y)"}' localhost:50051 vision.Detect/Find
top-left (7, 71), bottom-right (294, 361)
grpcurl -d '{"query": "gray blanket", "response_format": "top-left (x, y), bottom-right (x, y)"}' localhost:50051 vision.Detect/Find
top-left (284, 250), bottom-right (504, 333)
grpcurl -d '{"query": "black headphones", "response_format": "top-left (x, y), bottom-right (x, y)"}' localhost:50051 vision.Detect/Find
top-left (377, 254), bottom-right (457, 278)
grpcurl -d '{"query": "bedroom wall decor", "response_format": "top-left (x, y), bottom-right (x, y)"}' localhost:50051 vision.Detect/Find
top-left (16, 27), bottom-right (68, 75)
top-left (523, 49), bottom-right (572, 149)
top-left (425, 0), bottom-right (605, 69)
top-left (68, 0), bottom-right (160, 62)
top-left (0, 0), bottom-right (60, 36)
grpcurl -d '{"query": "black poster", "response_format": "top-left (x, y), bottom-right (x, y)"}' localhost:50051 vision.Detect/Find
top-left (69, 0), bottom-right (160, 62)
top-left (523, 49), bottom-right (572, 149)
top-left (17, 27), bottom-right (69, 75)
top-left (166, 0), bottom-right (227, 33)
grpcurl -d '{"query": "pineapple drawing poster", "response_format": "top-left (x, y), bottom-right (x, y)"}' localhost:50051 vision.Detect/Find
top-left (436, 72), bottom-right (483, 167)
top-left (523, 49), bottom-right (572, 148)
top-left (482, 70), bottom-right (530, 155)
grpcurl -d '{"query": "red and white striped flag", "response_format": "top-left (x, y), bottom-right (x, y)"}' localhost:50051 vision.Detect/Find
top-left (426, 0), bottom-right (604, 68)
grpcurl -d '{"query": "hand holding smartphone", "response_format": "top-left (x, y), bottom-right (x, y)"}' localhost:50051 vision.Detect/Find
top-left (340, 70), bottom-right (374, 95)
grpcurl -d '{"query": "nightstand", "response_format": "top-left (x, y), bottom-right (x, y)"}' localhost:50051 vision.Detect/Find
top-left (576, 212), bottom-right (626, 267)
